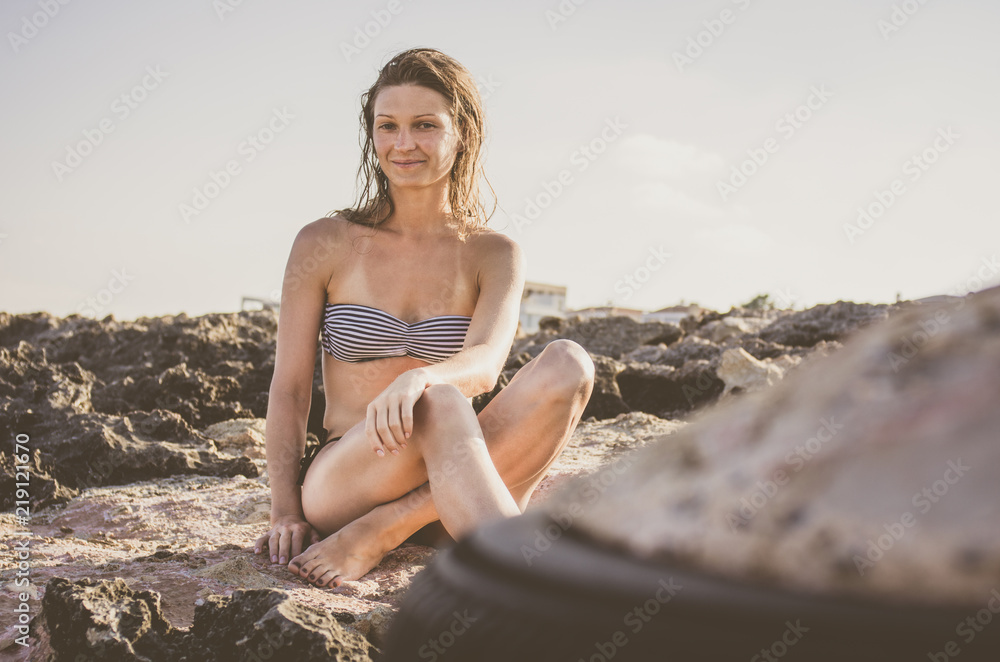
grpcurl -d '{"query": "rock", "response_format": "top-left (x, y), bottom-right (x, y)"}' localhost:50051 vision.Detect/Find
top-left (755, 300), bottom-right (897, 347)
top-left (511, 316), bottom-right (683, 360)
top-left (350, 605), bottom-right (396, 651)
top-left (32, 578), bottom-right (373, 661)
top-left (620, 343), bottom-right (668, 364)
top-left (581, 355), bottom-right (630, 420)
top-left (650, 334), bottom-right (721, 367)
top-left (0, 339), bottom-right (257, 511)
top-left (549, 286), bottom-right (1000, 604)
top-left (195, 556), bottom-right (281, 589)
top-left (696, 316), bottom-right (771, 343)
top-left (715, 347), bottom-right (787, 396)
top-left (202, 418), bottom-right (267, 459)
top-left (191, 589), bottom-right (372, 661)
top-left (34, 577), bottom-right (183, 661)
top-left (617, 360), bottom-right (723, 418)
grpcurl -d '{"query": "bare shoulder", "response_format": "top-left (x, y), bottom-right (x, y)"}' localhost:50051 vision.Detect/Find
top-left (286, 214), bottom-right (360, 265)
top-left (281, 215), bottom-right (354, 295)
top-left (468, 228), bottom-right (524, 266)
top-left (467, 229), bottom-right (526, 290)
top-left (292, 214), bottom-right (349, 247)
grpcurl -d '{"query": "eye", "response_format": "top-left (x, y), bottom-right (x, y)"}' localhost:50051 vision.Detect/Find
top-left (377, 122), bottom-right (395, 130)
top-left (418, 122), bottom-right (436, 129)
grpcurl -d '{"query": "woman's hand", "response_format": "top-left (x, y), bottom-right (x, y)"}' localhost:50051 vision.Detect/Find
top-left (365, 368), bottom-right (433, 457)
top-left (254, 514), bottom-right (321, 565)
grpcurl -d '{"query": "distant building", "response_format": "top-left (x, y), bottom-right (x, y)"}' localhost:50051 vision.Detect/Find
top-left (520, 281), bottom-right (567, 334)
top-left (241, 296), bottom-right (279, 312)
top-left (562, 303), bottom-right (702, 326)
top-left (568, 306), bottom-right (644, 322)
top-left (641, 303), bottom-right (702, 325)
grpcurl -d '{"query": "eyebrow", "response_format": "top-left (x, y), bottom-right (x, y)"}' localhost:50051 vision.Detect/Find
top-left (374, 113), bottom-right (439, 119)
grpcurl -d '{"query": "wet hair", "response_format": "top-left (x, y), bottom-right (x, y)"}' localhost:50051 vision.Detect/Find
top-left (330, 47), bottom-right (496, 241)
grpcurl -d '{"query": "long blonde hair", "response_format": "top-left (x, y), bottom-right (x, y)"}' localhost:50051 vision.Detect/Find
top-left (330, 48), bottom-right (496, 242)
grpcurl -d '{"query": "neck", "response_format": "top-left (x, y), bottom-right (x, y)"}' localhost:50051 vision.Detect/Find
top-left (382, 181), bottom-right (458, 237)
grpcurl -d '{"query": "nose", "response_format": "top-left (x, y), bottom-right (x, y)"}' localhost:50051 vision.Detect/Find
top-left (394, 127), bottom-right (415, 151)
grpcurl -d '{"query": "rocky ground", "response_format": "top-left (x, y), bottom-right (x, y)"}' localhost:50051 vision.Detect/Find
top-left (0, 298), bottom-right (907, 660)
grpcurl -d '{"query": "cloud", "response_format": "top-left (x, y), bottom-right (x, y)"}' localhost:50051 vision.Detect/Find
top-left (612, 133), bottom-right (725, 180)
top-left (630, 181), bottom-right (724, 218)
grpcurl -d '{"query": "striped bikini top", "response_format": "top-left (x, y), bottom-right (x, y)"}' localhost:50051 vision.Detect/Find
top-left (320, 302), bottom-right (472, 364)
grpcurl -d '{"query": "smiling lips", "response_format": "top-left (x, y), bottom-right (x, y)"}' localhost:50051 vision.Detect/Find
top-left (392, 160), bottom-right (424, 168)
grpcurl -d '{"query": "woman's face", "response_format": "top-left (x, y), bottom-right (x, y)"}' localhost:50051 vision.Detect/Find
top-left (371, 84), bottom-right (463, 192)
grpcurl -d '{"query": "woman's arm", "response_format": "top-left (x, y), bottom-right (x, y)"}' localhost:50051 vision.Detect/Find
top-left (365, 232), bottom-right (527, 454)
top-left (420, 232), bottom-right (526, 394)
top-left (256, 219), bottom-right (333, 564)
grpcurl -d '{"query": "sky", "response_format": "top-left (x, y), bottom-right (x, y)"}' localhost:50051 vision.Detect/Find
top-left (2, 0), bottom-right (998, 320)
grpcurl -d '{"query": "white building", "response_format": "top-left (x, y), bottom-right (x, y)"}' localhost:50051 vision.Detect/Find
top-left (640, 304), bottom-right (702, 325)
top-left (519, 281), bottom-right (567, 334)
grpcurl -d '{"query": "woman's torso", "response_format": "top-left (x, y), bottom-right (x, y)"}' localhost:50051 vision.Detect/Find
top-left (317, 216), bottom-right (487, 439)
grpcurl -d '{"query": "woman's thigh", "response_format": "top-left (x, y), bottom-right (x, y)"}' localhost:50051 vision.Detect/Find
top-left (300, 417), bottom-right (430, 536)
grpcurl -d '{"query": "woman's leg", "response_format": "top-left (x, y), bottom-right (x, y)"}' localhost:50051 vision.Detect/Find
top-left (289, 339), bottom-right (595, 587)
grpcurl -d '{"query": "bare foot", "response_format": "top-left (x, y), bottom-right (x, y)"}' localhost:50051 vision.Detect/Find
top-left (287, 518), bottom-right (389, 588)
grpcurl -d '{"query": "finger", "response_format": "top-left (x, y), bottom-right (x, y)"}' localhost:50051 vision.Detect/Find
top-left (387, 398), bottom-right (404, 453)
top-left (376, 403), bottom-right (401, 455)
top-left (366, 404), bottom-right (384, 456)
top-left (268, 531), bottom-right (280, 564)
top-left (254, 532), bottom-right (268, 555)
top-left (400, 394), bottom-right (415, 445)
top-left (290, 527), bottom-right (304, 560)
top-left (277, 530), bottom-right (292, 565)
top-left (310, 528), bottom-right (322, 546)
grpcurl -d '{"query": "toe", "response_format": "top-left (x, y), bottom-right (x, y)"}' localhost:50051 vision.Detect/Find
top-left (315, 570), bottom-right (340, 588)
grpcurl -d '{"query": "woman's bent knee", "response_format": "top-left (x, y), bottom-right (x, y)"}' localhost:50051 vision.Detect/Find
top-left (414, 383), bottom-right (477, 424)
top-left (537, 339), bottom-right (596, 393)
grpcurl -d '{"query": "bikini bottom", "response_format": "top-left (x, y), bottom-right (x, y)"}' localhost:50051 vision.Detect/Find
top-left (296, 428), bottom-right (343, 486)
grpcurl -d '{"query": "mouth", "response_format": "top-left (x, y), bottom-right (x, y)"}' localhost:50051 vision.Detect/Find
top-left (391, 160), bottom-right (424, 168)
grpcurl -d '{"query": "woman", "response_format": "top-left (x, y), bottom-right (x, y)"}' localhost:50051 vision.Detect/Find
top-left (254, 48), bottom-right (595, 589)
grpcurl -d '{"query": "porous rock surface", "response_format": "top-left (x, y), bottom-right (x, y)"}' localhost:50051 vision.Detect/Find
top-left (547, 287), bottom-right (1000, 605)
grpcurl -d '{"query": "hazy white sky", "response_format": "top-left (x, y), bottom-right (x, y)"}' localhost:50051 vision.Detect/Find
top-left (2, 0), bottom-right (998, 320)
